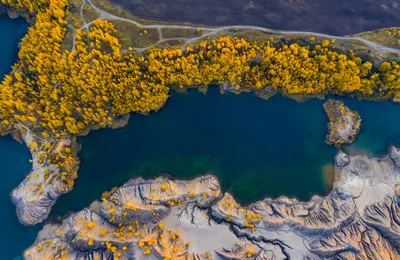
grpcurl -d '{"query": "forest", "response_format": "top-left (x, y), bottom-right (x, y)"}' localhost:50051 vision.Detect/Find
top-left (0, 0), bottom-right (399, 136)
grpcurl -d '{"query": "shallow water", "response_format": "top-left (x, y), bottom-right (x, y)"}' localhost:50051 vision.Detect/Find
top-left (341, 98), bottom-right (400, 156)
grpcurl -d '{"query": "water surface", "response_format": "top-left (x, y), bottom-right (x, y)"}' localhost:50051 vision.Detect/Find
top-left (0, 15), bottom-right (35, 260)
top-left (53, 90), bottom-right (337, 215)
top-left (51, 91), bottom-right (400, 218)
top-left (342, 98), bottom-right (400, 156)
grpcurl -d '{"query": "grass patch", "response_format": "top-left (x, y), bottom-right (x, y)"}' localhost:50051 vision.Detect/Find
top-left (61, 0), bottom-right (83, 51)
top-left (156, 39), bottom-right (186, 49)
top-left (111, 20), bottom-right (159, 49)
top-left (232, 30), bottom-right (273, 43)
top-left (356, 27), bottom-right (400, 49)
top-left (161, 28), bottom-right (203, 39)
top-left (82, 3), bottom-right (101, 22)
top-left (61, 26), bottom-right (76, 51)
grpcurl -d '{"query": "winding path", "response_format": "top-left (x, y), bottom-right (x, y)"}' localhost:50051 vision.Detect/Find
top-left (82, 0), bottom-right (400, 54)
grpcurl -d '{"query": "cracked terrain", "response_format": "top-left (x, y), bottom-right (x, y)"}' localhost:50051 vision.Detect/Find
top-left (24, 147), bottom-right (400, 259)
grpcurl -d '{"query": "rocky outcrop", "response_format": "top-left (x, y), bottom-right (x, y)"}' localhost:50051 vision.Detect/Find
top-left (335, 151), bottom-right (350, 167)
top-left (11, 124), bottom-right (79, 226)
top-left (25, 148), bottom-right (400, 259)
top-left (254, 86), bottom-right (277, 100)
top-left (390, 145), bottom-right (400, 168)
top-left (323, 99), bottom-right (361, 146)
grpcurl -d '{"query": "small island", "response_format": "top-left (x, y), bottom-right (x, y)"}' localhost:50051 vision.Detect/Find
top-left (323, 99), bottom-right (361, 146)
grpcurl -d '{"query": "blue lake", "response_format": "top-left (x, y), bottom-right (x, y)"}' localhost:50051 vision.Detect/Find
top-left (52, 90), bottom-right (336, 216)
top-left (51, 91), bottom-right (400, 217)
top-left (2, 14), bottom-right (400, 259)
top-left (0, 15), bottom-right (38, 260)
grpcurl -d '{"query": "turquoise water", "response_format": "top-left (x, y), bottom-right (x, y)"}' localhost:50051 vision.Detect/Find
top-left (340, 99), bottom-right (400, 156)
top-left (2, 14), bottom-right (400, 259)
top-left (52, 91), bottom-right (337, 215)
top-left (0, 15), bottom-right (37, 260)
top-left (49, 90), bottom-right (400, 219)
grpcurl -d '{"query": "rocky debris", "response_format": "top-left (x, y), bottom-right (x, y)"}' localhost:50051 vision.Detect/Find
top-left (24, 175), bottom-right (224, 260)
top-left (25, 148), bottom-right (400, 259)
top-left (390, 145), bottom-right (400, 168)
top-left (323, 99), bottom-right (361, 146)
top-left (7, 9), bottom-right (20, 19)
top-left (221, 82), bottom-right (239, 92)
top-left (250, 52), bottom-right (263, 64)
top-left (254, 86), bottom-right (277, 100)
top-left (163, 203), bottom-right (240, 258)
top-left (309, 196), bottom-right (400, 259)
top-left (335, 151), bottom-right (350, 167)
top-left (110, 114), bottom-right (130, 129)
top-left (216, 243), bottom-right (262, 259)
top-left (11, 125), bottom-right (79, 226)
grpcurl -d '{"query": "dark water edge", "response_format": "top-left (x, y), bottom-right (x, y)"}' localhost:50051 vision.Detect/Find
top-left (0, 15), bottom-right (36, 260)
